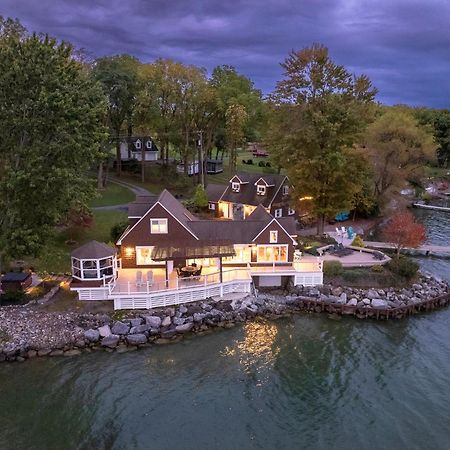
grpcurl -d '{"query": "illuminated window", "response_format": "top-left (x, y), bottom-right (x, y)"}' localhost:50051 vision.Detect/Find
top-left (257, 245), bottom-right (288, 262)
top-left (223, 245), bottom-right (252, 263)
top-left (275, 208), bottom-right (282, 218)
top-left (136, 246), bottom-right (159, 265)
top-left (270, 231), bottom-right (278, 243)
top-left (257, 185), bottom-right (266, 195)
top-left (150, 218), bottom-right (168, 234)
top-left (232, 182), bottom-right (240, 192)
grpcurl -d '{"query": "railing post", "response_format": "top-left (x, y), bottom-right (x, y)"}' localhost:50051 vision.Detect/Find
top-left (128, 281), bottom-right (130, 295)
top-left (146, 281), bottom-right (149, 294)
top-left (176, 277), bottom-right (179, 290)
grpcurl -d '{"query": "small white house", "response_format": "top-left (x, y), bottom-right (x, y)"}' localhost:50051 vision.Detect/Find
top-left (120, 136), bottom-right (159, 162)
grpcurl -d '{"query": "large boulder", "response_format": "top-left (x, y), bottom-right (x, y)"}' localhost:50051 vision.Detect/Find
top-left (84, 329), bottom-right (100, 342)
top-left (193, 313), bottom-right (206, 323)
top-left (175, 322), bottom-right (194, 333)
top-left (161, 316), bottom-right (172, 327)
top-left (101, 335), bottom-right (120, 348)
top-left (98, 325), bottom-right (112, 338)
top-left (144, 316), bottom-right (162, 328)
top-left (371, 298), bottom-right (388, 308)
top-left (366, 289), bottom-right (379, 300)
top-left (126, 334), bottom-right (147, 345)
top-left (111, 321), bottom-right (130, 335)
top-left (129, 324), bottom-right (150, 334)
top-left (347, 298), bottom-right (358, 306)
top-left (130, 318), bottom-right (143, 327)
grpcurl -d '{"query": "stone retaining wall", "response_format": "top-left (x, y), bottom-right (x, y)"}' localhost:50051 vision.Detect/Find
top-left (0, 275), bottom-right (448, 362)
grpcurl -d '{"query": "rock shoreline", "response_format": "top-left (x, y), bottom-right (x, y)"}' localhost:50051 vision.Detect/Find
top-left (1, 275), bottom-right (449, 363)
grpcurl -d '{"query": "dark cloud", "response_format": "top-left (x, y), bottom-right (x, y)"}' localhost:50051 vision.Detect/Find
top-left (2, 0), bottom-right (449, 107)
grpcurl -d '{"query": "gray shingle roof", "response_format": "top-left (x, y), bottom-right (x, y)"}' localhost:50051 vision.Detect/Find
top-left (71, 241), bottom-right (117, 259)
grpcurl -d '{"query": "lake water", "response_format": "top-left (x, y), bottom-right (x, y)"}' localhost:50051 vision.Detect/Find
top-left (0, 210), bottom-right (449, 450)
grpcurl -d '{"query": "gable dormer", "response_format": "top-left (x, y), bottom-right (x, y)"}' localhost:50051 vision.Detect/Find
top-left (230, 175), bottom-right (248, 193)
top-left (134, 138), bottom-right (142, 150)
top-left (254, 177), bottom-right (274, 196)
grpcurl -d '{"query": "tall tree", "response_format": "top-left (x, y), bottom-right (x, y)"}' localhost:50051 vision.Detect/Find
top-left (225, 104), bottom-right (248, 172)
top-left (363, 108), bottom-right (436, 206)
top-left (267, 44), bottom-right (377, 234)
top-left (0, 29), bottom-right (107, 258)
top-left (93, 54), bottom-right (140, 177)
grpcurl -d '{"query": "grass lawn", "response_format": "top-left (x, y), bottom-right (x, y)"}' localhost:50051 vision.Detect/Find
top-left (89, 182), bottom-right (135, 207)
top-left (28, 210), bottom-right (127, 274)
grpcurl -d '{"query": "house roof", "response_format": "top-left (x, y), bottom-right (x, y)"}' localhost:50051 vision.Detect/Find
top-left (1, 272), bottom-right (31, 282)
top-left (220, 172), bottom-right (287, 208)
top-left (206, 183), bottom-right (226, 203)
top-left (157, 189), bottom-right (199, 225)
top-left (245, 204), bottom-right (272, 221)
top-left (71, 240), bottom-right (117, 259)
top-left (128, 194), bottom-right (158, 217)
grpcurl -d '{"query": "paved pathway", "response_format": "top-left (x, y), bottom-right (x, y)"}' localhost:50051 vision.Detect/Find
top-left (92, 178), bottom-right (153, 211)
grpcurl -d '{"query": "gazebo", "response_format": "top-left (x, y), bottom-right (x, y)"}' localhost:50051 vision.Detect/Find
top-left (71, 240), bottom-right (117, 282)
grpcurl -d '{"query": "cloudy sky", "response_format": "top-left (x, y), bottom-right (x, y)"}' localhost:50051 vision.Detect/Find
top-left (2, 0), bottom-right (449, 107)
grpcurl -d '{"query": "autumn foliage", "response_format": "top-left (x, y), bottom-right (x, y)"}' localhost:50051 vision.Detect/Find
top-left (382, 211), bottom-right (426, 257)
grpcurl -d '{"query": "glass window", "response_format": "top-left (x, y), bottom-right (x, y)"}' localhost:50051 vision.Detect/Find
top-left (257, 185), bottom-right (266, 195)
top-left (99, 258), bottom-right (113, 268)
top-left (150, 218), bottom-right (168, 234)
top-left (288, 208), bottom-right (295, 215)
top-left (136, 247), bottom-right (159, 265)
top-left (232, 182), bottom-right (240, 192)
top-left (223, 245), bottom-right (252, 263)
top-left (100, 267), bottom-right (113, 277)
top-left (275, 209), bottom-right (282, 218)
top-left (257, 245), bottom-right (288, 262)
top-left (146, 140), bottom-right (152, 149)
top-left (72, 258), bottom-right (80, 268)
top-left (82, 269), bottom-right (98, 279)
top-left (135, 139), bottom-right (141, 149)
top-left (83, 260), bottom-right (97, 269)
top-left (270, 231), bottom-right (278, 243)
top-left (208, 203), bottom-right (216, 210)
top-left (283, 185), bottom-right (289, 195)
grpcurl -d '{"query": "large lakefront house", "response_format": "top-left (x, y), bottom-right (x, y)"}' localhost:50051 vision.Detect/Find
top-left (70, 190), bottom-right (323, 310)
top-left (206, 172), bottom-right (295, 220)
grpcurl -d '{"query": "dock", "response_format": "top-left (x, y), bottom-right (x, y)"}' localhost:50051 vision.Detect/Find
top-left (365, 241), bottom-right (450, 256)
top-left (413, 203), bottom-right (450, 212)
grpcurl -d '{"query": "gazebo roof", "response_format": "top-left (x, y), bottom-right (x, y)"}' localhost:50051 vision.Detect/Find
top-left (71, 240), bottom-right (117, 260)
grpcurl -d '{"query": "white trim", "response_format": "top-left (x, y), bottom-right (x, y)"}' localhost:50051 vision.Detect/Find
top-left (254, 177), bottom-right (274, 187)
top-left (252, 218), bottom-right (297, 244)
top-left (288, 208), bottom-right (295, 215)
top-left (269, 230), bottom-right (278, 243)
top-left (229, 175), bottom-right (249, 184)
top-left (268, 175), bottom-right (288, 207)
top-left (231, 182), bottom-right (240, 192)
top-left (283, 185), bottom-right (289, 196)
top-left (256, 244), bottom-right (289, 263)
top-left (116, 199), bottom-right (199, 245)
top-left (208, 202), bottom-right (216, 210)
top-left (128, 216), bottom-right (141, 219)
top-left (274, 208), bottom-right (282, 218)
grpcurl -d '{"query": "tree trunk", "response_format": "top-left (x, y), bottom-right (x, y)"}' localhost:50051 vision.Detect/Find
top-left (97, 162), bottom-right (104, 190)
top-left (115, 132), bottom-right (122, 177)
top-left (316, 214), bottom-right (325, 236)
top-left (141, 146), bottom-right (145, 183)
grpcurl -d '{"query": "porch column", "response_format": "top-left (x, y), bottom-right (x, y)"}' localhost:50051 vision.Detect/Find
top-left (165, 261), bottom-right (169, 288)
top-left (219, 256), bottom-right (223, 283)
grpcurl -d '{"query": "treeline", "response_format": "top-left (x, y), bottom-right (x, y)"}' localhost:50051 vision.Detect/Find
top-left (0, 16), bottom-right (448, 258)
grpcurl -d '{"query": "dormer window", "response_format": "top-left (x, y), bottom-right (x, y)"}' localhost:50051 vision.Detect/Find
top-left (135, 139), bottom-right (142, 150)
top-left (257, 185), bottom-right (266, 196)
top-left (232, 182), bottom-right (240, 192)
top-left (146, 140), bottom-right (152, 149)
top-left (283, 185), bottom-right (289, 196)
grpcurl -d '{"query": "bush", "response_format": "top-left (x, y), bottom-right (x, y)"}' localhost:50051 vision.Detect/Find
top-left (258, 161), bottom-right (265, 167)
top-left (371, 264), bottom-right (384, 273)
top-left (242, 159), bottom-right (247, 165)
top-left (323, 260), bottom-right (343, 276)
top-left (265, 162), bottom-right (271, 167)
top-left (342, 269), bottom-right (367, 282)
top-left (110, 220), bottom-right (129, 241)
top-left (247, 159), bottom-right (253, 165)
top-left (351, 235), bottom-right (365, 248)
top-left (193, 184), bottom-right (208, 209)
top-left (388, 257), bottom-right (419, 279)
top-left (0, 291), bottom-right (27, 306)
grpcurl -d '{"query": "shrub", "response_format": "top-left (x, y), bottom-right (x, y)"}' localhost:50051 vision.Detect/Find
top-left (193, 184), bottom-right (208, 209)
top-left (242, 159), bottom-right (247, 165)
top-left (265, 162), bottom-right (271, 167)
top-left (323, 260), bottom-right (343, 276)
top-left (110, 220), bottom-right (129, 241)
top-left (388, 257), bottom-right (419, 280)
top-left (351, 235), bottom-right (365, 248)
top-left (371, 264), bottom-right (384, 273)
top-left (247, 159), bottom-right (253, 165)
top-left (342, 269), bottom-right (367, 282)
top-left (258, 161), bottom-right (265, 167)
top-left (0, 291), bottom-right (27, 306)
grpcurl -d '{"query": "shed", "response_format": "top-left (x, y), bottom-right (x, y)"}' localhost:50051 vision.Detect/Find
top-left (1, 271), bottom-right (32, 292)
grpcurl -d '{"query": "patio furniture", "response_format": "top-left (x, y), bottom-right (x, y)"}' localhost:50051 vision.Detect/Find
top-left (341, 226), bottom-right (347, 234)
top-left (335, 227), bottom-right (341, 236)
top-left (136, 270), bottom-right (143, 287)
top-left (192, 265), bottom-right (203, 279)
top-left (146, 270), bottom-right (153, 286)
top-left (347, 226), bottom-right (355, 239)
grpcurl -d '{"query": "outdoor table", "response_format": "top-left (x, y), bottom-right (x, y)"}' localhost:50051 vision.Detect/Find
top-left (181, 266), bottom-right (197, 274)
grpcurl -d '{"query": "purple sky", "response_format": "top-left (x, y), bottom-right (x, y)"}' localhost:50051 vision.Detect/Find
top-left (2, 0), bottom-right (449, 107)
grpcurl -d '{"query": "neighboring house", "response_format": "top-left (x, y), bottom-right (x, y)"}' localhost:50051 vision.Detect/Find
top-left (70, 190), bottom-right (323, 309)
top-left (206, 172), bottom-right (295, 220)
top-left (248, 142), bottom-right (268, 157)
top-left (120, 136), bottom-right (159, 162)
